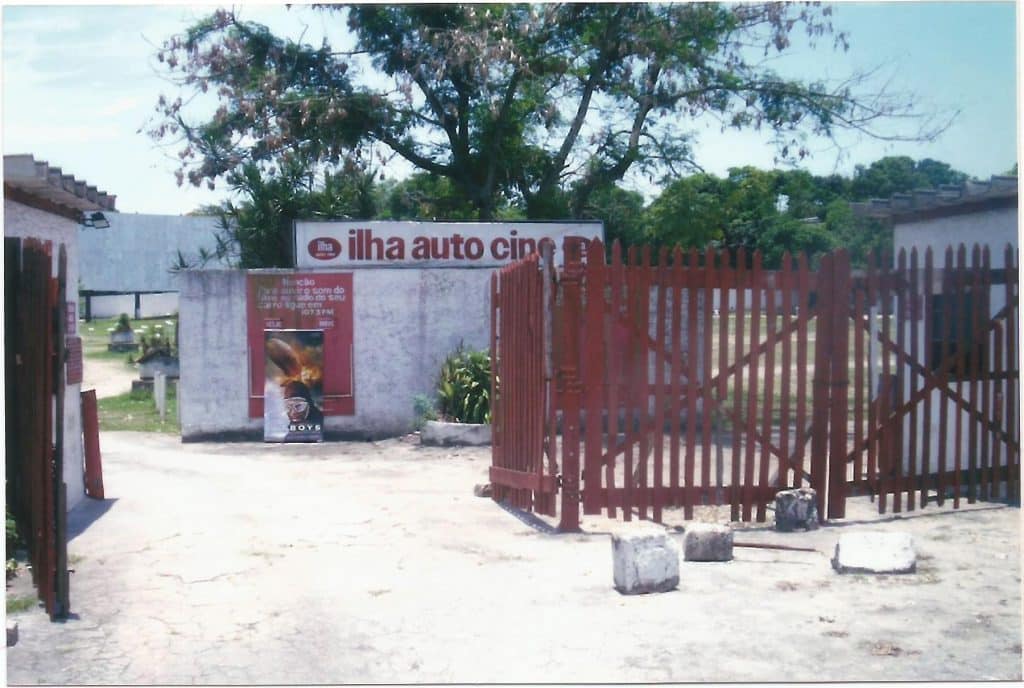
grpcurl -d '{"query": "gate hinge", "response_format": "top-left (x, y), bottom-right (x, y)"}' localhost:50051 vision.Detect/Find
top-left (556, 474), bottom-right (564, 488)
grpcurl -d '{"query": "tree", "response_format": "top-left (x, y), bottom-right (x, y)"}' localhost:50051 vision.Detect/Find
top-left (178, 159), bottom-right (377, 269)
top-left (849, 155), bottom-right (968, 200)
top-left (150, 4), bottom-right (950, 222)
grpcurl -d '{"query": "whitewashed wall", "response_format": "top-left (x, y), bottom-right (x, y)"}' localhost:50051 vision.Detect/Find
top-left (87, 293), bottom-right (179, 319)
top-left (79, 213), bottom-right (229, 294)
top-left (4, 199), bottom-right (85, 511)
top-left (179, 268), bottom-right (493, 440)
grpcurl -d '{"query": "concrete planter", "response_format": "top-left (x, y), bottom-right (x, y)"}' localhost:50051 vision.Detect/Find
top-left (420, 420), bottom-right (491, 446)
top-left (108, 330), bottom-right (139, 353)
top-left (139, 355), bottom-right (180, 380)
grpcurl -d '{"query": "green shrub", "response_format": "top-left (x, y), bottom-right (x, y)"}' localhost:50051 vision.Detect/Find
top-left (412, 394), bottom-right (438, 429)
top-left (6, 506), bottom-right (18, 553)
top-left (114, 313), bottom-right (133, 333)
top-left (437, 346), bottom-right (491, 424)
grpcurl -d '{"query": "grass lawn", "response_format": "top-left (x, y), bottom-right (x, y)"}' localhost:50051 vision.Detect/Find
top-left (97, 386), bottom-right (179, 434)
top-left (78, 314), bottom-right (178, 362)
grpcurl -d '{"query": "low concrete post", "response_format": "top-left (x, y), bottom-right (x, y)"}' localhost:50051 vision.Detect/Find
top-left (154, 372), bottom-right (167, 422)
top-left (774, 488), bottom-right (819, 531)
top-left (683, 523), bottom-right (733, 562)
top-left (611, 524), bottom-right (680, 595)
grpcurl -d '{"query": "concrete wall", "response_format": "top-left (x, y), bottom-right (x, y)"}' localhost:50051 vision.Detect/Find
top-left (87, 292), bottom-right (179, 319)
top-left (4, 199), bottom-right (85, 511)
top-left (890, 207), bottom-right (1019, 480)
top-left (79, 213), bottom-right (229, 293)
top-left (179, 268), bottom-right (493, 440)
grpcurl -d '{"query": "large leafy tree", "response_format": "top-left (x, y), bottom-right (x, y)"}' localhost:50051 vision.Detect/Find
top-left (849, 155), bottom-right (968, 200)
top-left (150, 4), bottom-right (948, 221)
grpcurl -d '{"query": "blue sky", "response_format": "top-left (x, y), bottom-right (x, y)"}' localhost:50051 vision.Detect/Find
top-left (2, 2), bottom-right (1018, 215)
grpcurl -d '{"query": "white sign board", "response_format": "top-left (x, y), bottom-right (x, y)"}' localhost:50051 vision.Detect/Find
top-left (294, 220), bottom-right (603, 269)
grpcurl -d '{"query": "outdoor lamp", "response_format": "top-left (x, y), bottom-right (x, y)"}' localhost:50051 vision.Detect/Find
top-left (81, 211), bottom-right (110, 229)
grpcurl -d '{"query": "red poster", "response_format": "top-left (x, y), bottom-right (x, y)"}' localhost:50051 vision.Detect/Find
top-left (247, 273), bottom-right (354, 417)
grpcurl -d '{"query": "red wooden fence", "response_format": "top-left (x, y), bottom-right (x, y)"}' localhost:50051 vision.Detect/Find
top-left (490, 238), bottom-right (1020, 529)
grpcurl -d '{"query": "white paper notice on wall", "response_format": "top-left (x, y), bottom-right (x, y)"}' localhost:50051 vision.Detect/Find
top-left (294, 220), bottom-right (604, 269)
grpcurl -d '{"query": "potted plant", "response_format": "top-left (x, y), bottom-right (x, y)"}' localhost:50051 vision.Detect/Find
top-left (419, 345), bottom-right (491, 446)
top-left (107, 313), bottom-right (139, 352)
top-left (136, 319), bottom-right (180, 381)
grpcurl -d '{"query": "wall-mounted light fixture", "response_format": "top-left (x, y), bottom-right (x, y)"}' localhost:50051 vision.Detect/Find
top-left (81, 211), bottom-right (110, 229)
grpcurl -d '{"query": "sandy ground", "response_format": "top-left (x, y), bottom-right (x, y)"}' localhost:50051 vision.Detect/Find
top-left (5, 431), bottom-right (1021, 684)
top-left (80, 357), bottom-right (137, 399)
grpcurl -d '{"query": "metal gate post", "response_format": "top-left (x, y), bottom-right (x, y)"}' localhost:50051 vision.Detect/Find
top-left (557, 239), bottom-right (584, 532)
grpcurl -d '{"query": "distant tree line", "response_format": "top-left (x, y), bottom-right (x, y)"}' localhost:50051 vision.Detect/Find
top-left (184, 154), bottom-right (992, 269)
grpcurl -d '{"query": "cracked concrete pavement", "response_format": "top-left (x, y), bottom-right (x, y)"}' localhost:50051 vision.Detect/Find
top-left (5, 430), bottom-right (1022, 683)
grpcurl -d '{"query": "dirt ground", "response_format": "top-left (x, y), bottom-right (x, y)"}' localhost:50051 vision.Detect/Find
top-left (80, 357), bottom-right (136, 399)
top-left (5, 431), bottom-right (1021, 684)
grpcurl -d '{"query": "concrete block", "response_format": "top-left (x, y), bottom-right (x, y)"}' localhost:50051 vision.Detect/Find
top-left (832, 532), bottom-right (916, 574)
top-left (775, 487), bottom-right (820, 531)
top-left (420, 420), bottom-right (491, 446)
top-left (611, 524), bottom-right (680, 595)
top-left (683, 523), bottom-right (733, 562)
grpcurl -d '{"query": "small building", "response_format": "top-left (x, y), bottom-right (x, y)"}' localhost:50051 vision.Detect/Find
top-left (79, 212), bottom-right (229, 320)
top-left (852, 176), bottom-right (1018, 490)
top-left (5, 153), bottom-right (117, 513)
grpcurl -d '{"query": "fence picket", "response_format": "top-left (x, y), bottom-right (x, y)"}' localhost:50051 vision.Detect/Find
top-left (605, 241), bottom-right (624, 518)
top-left (684, 248), bottom-right (700, 519)
top-left (757, 261), bottom-right (776, 521)
top-left (953, 244), bottom-right (966, 508)
top-left (652, 248), bottom-right (669, 522)
top-left (701, 247), bottom-right (715, 500)
top-left (637, 245), bottom-right (653, 520)
top-left (795, 253), bottom-right (811, 493)
top-left (779, 253), bottom-right (794, 489)
top-left (742, 251), bottom-right (763, 521)
top-left (731, 248), bottom-right (747, 521)
top-left (583, 240), bottom-right (606, 515)
top-left (979, 247), bottom-right (993, 501)
top-left (669, 247), bottom-right (684, 510)
top-left (920, 249), bottom-right (934, 507)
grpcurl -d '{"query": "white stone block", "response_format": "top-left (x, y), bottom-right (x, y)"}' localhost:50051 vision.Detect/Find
top-left (611, 524), bottom-right (680, 595)
top-left (420, 420), bottom-right (491, 446)
top-left (683, 523), bottom-right (733, 562)
top-left (832, 532), bottom-right (916, 574)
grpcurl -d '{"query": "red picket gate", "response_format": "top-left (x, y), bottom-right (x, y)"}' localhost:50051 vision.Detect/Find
top-left (490, 238), bottom-right (1019, 530)
top-left (5, 237), bottom-right (71, 618)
